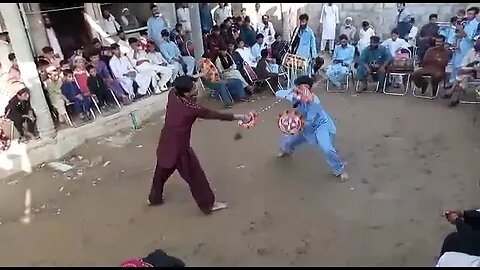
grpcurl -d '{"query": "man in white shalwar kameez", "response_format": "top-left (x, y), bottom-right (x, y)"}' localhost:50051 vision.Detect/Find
top-left (43, 15), bottom-right (64, 60)
top-left (256, 15), bottom-right (276, 47)
top-left (127, 37), bottom-right (171, 92)
top-left (176, 4), bottom-right (192, 34)
top-left (0, 31), bottom-right (12, 116)
top-left (320, 3), bottom-right (340, 54)
top-left (109, 44), bottom-right (150, 98)
top-left (144, 40), bottom-right (179, 83)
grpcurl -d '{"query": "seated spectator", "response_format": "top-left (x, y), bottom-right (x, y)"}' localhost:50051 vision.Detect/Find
top-left (120, 7), bottom-right (139, 32)
top-left (159, 30), bottom-right (196, 76)
top-left (239, 16), bottom-right (256, 47)
top-left (59, 60), bottom-right (70, 73)
top-left (357, 36), bottom-right (393, 92)
top-left (91, 38), bottom-right (102, 51)
top-left (226, 41), bottom-right (250, 83)
top-left (235, 38), bottom-right (258, 68)
top-left (206, 26), bottom-right (226, 60)
top-left (170, 23), bottom-right (185, 43)
top-left (61, 69), bottom-right (93, 121)
top-left (42, 46), bottom-right (61, 68)
top-left (438, 208), bottom-right (480, 266)
top-left (109, 43), bottom-right (142, 99)
top-left (256, 49), bottom-right (280, 91)
top-left (252, 34), bottom-right (280, 73)
top-left (88, 49), bottom-right (130, 104)
top-left (198, 52), bottom-right (248, 108)
top-left (381, 29), bottom-right (410, 87)
top-left (7, 53), bottom-right (20, 83)
top-left (4, 84), bottom-right (39, 142)
top-left (45, 66), bottom-right (68, 125)
top-left (117, 30), bottom-right (131, 56)
top-left (444, 47), bottom-right (480, 107)
top-left (127, 37), bottom-right (166, 93)
top-left (215, 46), bottom-right (254, 93)
top-left (411, 34), bottom-right (451, 96)
top-left (326, 34), bottom-right (355, 87)
top-left (417, 13), bottom-right (440, 64)
top-left (72, 57), bottom-right (92, 98)
top-left (69, 46), bottom-right (85, 67)
top-left (251, 33), bottom-right (267, 63)
top-left (271, 33), bottom-right (287, 66)
top-left (86, 64), bottom-right (115, 109)
top-left (144, 40), bottom-right (180, 82)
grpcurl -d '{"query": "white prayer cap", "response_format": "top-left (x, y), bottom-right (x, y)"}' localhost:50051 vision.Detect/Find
top-left (122, 7), bottom-right (129, 13)
top-left (9, 80), bottom-right (27, 94)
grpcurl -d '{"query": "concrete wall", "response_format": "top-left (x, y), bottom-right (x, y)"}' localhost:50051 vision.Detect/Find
top-left (233, 3), bottom-right (470, 42)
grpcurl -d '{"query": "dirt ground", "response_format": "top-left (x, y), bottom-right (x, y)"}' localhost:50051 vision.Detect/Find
top-left (0, 84), bottom-right (480, 266)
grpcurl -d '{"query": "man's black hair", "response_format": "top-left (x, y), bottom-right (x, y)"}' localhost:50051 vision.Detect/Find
top-left (429, 13), bottom-right (438, 20)
top-left (391, 28), bottom-right (399, 35)
top-left (467, 6), bottom-right (480, 15)
top-left (338, 34), bottom-right (348, 41)
top-left (370, 36), bottom-right (380, 43)
top-left (293, 75), bottom-right (314, 89)
top-left (256, 33), bottom-right (264, 40)
top-left (128, 37), bottom-right (138, 44)
top-left (274, 33), bottom-right (282, 39)
top-left (8, 53), bottom-right (15, 61)
top-left (174, 75), bottom-right (195, 96)
top-left (150, 4), bottom-right (157, 10)
top-left (299, 14), bottom-right (309, 21)
top-left (110, 43), bottom-right (120, 50)
top-left (161, 29), bottom-right (170, 37)
top-left (42, 46), bottom-right (54, 54)
top-left (435, 34), bottom-right (446, 42)
top-left (260, 48), bottom-right (268, 58)
top-left (86, 64), bottom-right (95, 72)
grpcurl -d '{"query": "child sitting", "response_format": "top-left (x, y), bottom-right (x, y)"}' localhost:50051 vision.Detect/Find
top-left (72, 57), bottom-right (92, 97)
top-left (4, 83), bottom-right (40, 142)
top-left (61, 69), bottom-right (93, 121)
top-left (86, 64), bottom-right (114, 109)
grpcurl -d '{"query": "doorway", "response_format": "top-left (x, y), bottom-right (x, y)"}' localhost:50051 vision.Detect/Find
top-left (39, 3), bottom-right (91, 59)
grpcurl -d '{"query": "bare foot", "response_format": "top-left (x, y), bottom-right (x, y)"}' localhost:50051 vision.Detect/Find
top-left (211, 201), bottom-right (228, 212)
top-left (340, 172), bottom-right (349, 182)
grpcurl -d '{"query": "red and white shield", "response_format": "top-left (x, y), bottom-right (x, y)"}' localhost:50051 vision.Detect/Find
top-left (277, 110), bottom-right (305, 135)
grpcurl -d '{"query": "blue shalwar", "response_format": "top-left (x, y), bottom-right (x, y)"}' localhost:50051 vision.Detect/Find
top-left (326, 44), bottom-right (355, 87)
top-left (276, 89), bottom-right (345, 175)
top-left (449, 19), bottom-right (480, 84)
top-left (61, 81), bottom-right (92, 115)
top-left (357, 45), bottom-right (393, 84)
top-left (295, 26), bottom-right (318, 76)
top-left (159, 40), bottom-right (196, 76)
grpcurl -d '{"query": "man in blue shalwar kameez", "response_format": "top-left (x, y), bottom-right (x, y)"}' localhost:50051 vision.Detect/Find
top-left (276, 75), bottom-right (349, 181)
top-left (326, 34), bottom-right (355, 87)
top-left (445, 7), bottom-right (480, 89)
top-left (291, 14), bottom-right (318, 78)
top-left (356, 36), bottom-right (393, 93)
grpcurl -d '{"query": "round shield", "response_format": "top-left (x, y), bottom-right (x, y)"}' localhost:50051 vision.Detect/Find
top-left (238, 111), bottom-right (259, 129)
top-left (277, 110), bottom-right (305, 135)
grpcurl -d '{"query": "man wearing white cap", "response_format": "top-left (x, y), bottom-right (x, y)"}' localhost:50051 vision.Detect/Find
top-left (120, 7), bottom-right (139, 32)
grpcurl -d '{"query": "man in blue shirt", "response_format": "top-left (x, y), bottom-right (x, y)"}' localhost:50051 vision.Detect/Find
top-left (158, 30), bottom-right (196, 76)
top-left (147, 4), bottom-right (170, 50)
top-left (326, 34), bottom-right (355, 87)
top-left (276, 75), bottom-right (349, 181)
top-left (199, 3), bottom-right (214, 35)
top-left (356, 36), bottom-right (393, 93)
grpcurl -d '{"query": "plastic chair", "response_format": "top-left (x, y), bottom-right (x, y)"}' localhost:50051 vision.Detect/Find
top-left (412, 75), bottom-right (440, 99)
top-left (383, 47), bottom-right (414, 96)
top-left (243, 62), bottom-right (276, 95)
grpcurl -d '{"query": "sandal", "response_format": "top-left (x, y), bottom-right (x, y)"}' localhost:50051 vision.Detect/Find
top-left (211, 201), bottom-right (228, 212)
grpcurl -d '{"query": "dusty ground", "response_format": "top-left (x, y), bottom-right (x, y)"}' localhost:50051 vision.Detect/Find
top-left (0, 84), bottom-right (480, 266)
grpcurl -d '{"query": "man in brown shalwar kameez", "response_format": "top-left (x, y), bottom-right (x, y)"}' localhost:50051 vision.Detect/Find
top-left (148, 75), bottom-right (252, 214)
top-left (411, 34), bottom-right (452, 96)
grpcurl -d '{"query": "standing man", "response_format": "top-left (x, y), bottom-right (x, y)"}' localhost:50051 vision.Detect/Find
top-left (100, 9), bottom-right (121, 36)
top-left (213, 3), bottom-right (230, 26)
top-left (395, 3), bottom-right (413, 40)
top-left (120, 8), bottom-right (140, 32)
top-left (43, 15), bottom-right (64, 60)
top-left (0, 31), bottom-right (12, 75)
top-left (416, 13), bottom-right (439, 65)
top-left (251, 3), bottom-right (262, 30)
top-left (256, 15), bottom-right (276, 47)
top-left (291, 14), bottom-right (318, 76)
top-left (445, 7), bottom-right (480, 89)
top-left (200, 3), bottom-right (214, 35)
top-left (176, 3), bottom-right (192, 38)
top-left (148, 4), bottom-right (171, 50)
top-left (319, 3), bottom-right (339, 54)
